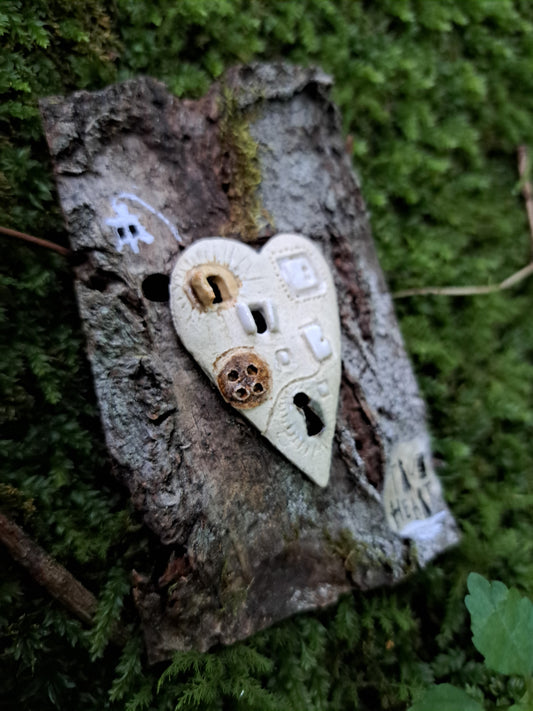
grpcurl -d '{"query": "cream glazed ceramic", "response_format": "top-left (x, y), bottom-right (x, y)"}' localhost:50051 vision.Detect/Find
top-left (169, 233), bottom-right (342, 486)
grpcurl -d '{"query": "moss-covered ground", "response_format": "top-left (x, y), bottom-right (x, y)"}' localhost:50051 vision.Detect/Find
top-left (2, 1), bottom-right (533, 709)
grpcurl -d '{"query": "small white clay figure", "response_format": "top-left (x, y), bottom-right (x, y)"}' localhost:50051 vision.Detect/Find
top-left (169, 234), bottom-right (341, 487)
top-left (106, 201), bottom-right (155, 254)
top-left (106, 193), bottom-right (182, 253)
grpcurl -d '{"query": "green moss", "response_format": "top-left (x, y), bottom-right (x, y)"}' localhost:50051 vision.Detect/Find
top-left (0, 484), bottom-right (35, 522)
top-left (218, 88), bottom-right (271, 241)
top-left (218, 539), bottom-right (253, 614)
top-left (4, 1), bottom-right (533, 709)
top-left (328, 528), bottom-right (398, 576)
top-left (220, 581), bottom-right (250, 615)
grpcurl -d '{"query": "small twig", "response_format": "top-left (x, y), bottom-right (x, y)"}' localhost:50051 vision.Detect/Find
top-left (0, 225), bottom-right (70, 256)
top-left (394, 284), bottom-right (499, 299)
top-left (0, 511), bottom-right (126, 644)
top-left (0, 511), bottom-right (97, 624)
top-left (517, 145), bottom-right (533, 257)
top-left (499, 260), bottom-right (533, 289)
top-left (393, 262), bottom-right (533, 299)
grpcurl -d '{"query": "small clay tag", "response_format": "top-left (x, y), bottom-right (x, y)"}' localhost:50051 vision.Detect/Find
top-left (169, 233), bottom-right (341, 486)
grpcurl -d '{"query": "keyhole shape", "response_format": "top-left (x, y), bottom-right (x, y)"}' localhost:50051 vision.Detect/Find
top-left (293, 392), bottom-right (325, 436)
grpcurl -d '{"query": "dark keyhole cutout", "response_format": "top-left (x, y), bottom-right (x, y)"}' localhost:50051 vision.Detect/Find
top-left (251, 309), bottom-right (267, 333)
top-left (207, 276), bottom-right (223, 304)
top-left (293, 392), bottom-right (325, 436)
top-left (142, 273), bottom-right (170, 302)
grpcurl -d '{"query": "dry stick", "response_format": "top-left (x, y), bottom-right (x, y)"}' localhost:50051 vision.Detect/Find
top-left (393, 263), bottom-right (533, 299)
top-left (0, 511), bottom-right (126, 644)
top-left (0, 225), bottom-right (70, 256)
top-left (393, 146), bottom-right (533, 299)
top-left (0, 511), bottom-right (97, 624)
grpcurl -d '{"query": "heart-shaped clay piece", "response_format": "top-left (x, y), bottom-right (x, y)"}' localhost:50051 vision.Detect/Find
top-left (169, 234), bottom-right (341, 487)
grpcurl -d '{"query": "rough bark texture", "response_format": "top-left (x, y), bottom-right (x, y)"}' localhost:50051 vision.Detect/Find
top-left (41, 63), bottom-right (459, 663)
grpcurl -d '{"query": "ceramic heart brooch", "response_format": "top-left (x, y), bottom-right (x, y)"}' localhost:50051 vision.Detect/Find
top-left (169, 234), bottom-right (341, 487)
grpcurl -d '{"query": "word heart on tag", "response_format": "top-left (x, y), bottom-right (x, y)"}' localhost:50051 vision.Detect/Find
top-left (170, 234), bottom-right (342, 487)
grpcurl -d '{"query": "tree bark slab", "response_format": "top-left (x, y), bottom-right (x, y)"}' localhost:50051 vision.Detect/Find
top-left (41, 63), bottom-right (459, 663)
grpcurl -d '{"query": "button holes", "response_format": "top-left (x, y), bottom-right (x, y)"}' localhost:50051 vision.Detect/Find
top-left (216, 349), bottom-right (270, 408)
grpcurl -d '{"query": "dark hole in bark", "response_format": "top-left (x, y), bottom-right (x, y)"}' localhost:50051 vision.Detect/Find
top-left (251, 309), bottom-right (267, 333)
top-left (293, 392), bottom-right (324, 436)
top-left (207, 276), bottom-right (223, 304)
top-left (142, 273), bottom-right (170, 302)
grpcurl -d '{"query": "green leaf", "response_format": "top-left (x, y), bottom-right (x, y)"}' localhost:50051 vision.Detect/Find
top-left (465, 573), bottom-right (533, 677)
top-left (408, 684), bottom-right (484, 711)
